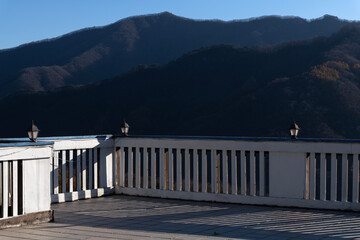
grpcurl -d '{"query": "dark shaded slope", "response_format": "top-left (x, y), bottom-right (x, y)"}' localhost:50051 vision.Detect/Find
top-left (0, 13), bottom-right (352, 98)
top-left (1, 25), bottom-right (360, 139)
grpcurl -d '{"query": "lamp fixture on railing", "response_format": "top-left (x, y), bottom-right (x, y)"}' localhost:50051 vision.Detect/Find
top-left (27, 120), bottom-right (40, 142)
top-left (120, 120), bottom-right (130, 136)
top-left (289, 121), bottom-right (300, 139)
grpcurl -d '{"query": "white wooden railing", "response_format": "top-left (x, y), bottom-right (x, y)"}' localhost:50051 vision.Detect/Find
top-left (48, 136), bottom-right (114, 203)
top-left (0, 141), bottom-right (52, 221)
top-left (114, 136), bottom-right (360, 211)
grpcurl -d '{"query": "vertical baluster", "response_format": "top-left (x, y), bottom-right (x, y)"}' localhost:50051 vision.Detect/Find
top-left (176, 149), bottom-right (182, 191)
top-left (259, 151), bottom-right (265, 197)
top-left (184, 149), bottom-right (190, 192)
top-left (119, 148), bottom-right (125, 187)
top-left (353, 154), bottom-right (359, 203)
top-left (143, 148), bottom-right (148, 189)
top-left (309, 152), bottom-right (316, 200)
top-left (151, 148), bottom-right (156, 189)
top-left (193, 149), bottom-right (199, 192)
top-left (69, 150), bottom-right (74, 192)
top-left (240, 151), bottom-right (246, 195)
top-left (62, 151), bottom-right (66, 193)
top-left (88, 149), bottom-right (93, 190)
top-left (231, 150), bottom-right (237, 195)
top-left (222, 150), bottom-right (228, 194)
top-left (320, 153), bottom-right (326, 201)
top-left (202, 149), bottom-right (207, 193)
top-left (12, 161), bottom-right (18, 217)
top-left (54, 152), bottom-right (59, 194)
top-left (3, 161), bottom-right (8, 218)
top-left (330, 153), bottom-right (337, 201)
top-left (250, 151), bottom-right (255, 196)
top-left (135, 147), bottom-right (140, 188)
top-left (93, 148), bottom-right (98, 189)
top-left (159, 148), bottom-right (165, 190)
top-left (342, 153), bottom-right (348, 202)
top-left (211, 150), bottom-right (217, 193)
top-left (76, 150), bottom-right (81, 191)
top-left (164, 149), bottom-right (169, 190)
top-left (128, 148), bottom-right (133, 188)
top-left (168, 148), bottom-right (173, 191)
top-left (82, 149), bottom-right (87, 191)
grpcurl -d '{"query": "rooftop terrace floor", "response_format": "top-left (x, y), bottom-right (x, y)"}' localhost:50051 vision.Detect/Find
top-left (1, 195), bottom-right (360, 240)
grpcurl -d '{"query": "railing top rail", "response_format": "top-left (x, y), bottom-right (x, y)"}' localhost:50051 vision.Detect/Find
top-left (118, 135), bottom-right (360, 144)
top-left (0, 141), bottom-right (54, 148)
top-left (0, 135), bottom-right (111, 142)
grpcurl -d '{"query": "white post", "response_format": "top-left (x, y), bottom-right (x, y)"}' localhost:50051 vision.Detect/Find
top-left (353, 154), bottom-right (359, 203)
top-left (151, 148), bottom-right (156, 189)
top-left (69, 150), bottom-right (74, 192)
top-left (168, 148), bottom-right (173, 191)
top-left (184, 149), bottom-right (190, 192)
top-left (259, 151), bottom-right (265, 197)
top-left (222, 150), bottom-right (228, 194)
top-left (12, 160), bottom-right (18, 217)
top-left (231, 150), bottom-right (237, 195)
top-left (342, 153), bottom-right (348, 202)
top-left (193, 149), bottom-right (199, 192)
top-left (82, 149), bottom-right (87, 191)
top-left (330, 153), bottom-right (337, 201)
top-left (62, 150), bottom-right (66, 193)
top-left (135, 147), bottom-right (140, 188)
top-left (202, 149), bottom-right (207, 193)
top-left (240, 151), bottom-right (246, 195)
top-left (143, 148), bottom-right (148, 189)
top-left (320, 153), bottom-right (326, 201)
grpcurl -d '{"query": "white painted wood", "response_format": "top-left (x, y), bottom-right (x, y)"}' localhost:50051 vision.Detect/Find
top-left (309, 152), bottom-right (316, 200)
top-left (211, 150), bottom-right (216, 193)
top-left (119, 148), bottom-right (124, 187)
top-left (116, 186), bottom-right (360, 211)
top-left (76, 150), bottom-right (81, 192)
top-left (62, 150), bottom-right (66, 193)
top-left (342, 153), bottom-right (348, 202)
top-left (151, 148), bottom-right (156, 189)
top-left (202, 149), bottom-right (207, 193)
top-left (12, 160), bottom-right (18, 217)
top-left (240, 151), bottom-right (246, 195)
top-left (259, 151), bottom-right (265, 197)
top-left (135, 147), bottom-right (140, 188)
top-left (222, 150), bottom-right (228, 194)
top-left (320, 153), bottom-right (326, 201)
top-left (250, 151), bottom-right (255, 196)
top-left (193, 149), bottom-right (199, 192)
top-left (184, 149), bottom-right (190, 192)
top-left (54, 152), bottom-right (59, 195)
top-left (51, 187), bottom-right (114, 203)
top-left (115, 137), bottom-right (360, 155)
top-left (93, 148), bottom-right (98, 189)
top-left (128, 148), bottom-right (133, 188)
top-left (3, 161), bottom-right (8, 218)
top-left (231, 150), bottom-right (237, 195)
top-left (176, 149), bottom-right (181, 191)
top-left (159, 148), bottom-right (165, 190)
top-left (69, 150), bottom-right (74, 193)
top-left (89, 149), bottom-right (93, 190)
top-left (143, 148), bottom-right (148, 189)
top-left (82, 149), bottom-right (87, 191)
top-left (330, 153), bottom-right (337, 201)
top-left (168, 148), bottom-right (173, 191)
top-left (353, 154), bottom-right (359, 203)
top-left (52, 136), bottom-right (113, 151)
top-left (0, 145), bottom-right (53, 161)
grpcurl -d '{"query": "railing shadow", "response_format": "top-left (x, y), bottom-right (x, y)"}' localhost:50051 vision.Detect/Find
top-left (48, 195), bottom-right (360, 239)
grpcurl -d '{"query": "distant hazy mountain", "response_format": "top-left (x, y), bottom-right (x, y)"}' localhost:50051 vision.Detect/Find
top-left (1, 24), bottom-right (360, 139)
top-left (0, 12), bottom-right (352, 98)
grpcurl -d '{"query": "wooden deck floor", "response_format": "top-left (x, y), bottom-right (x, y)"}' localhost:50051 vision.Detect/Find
top-left (1, 195), bottom-right (360, 239)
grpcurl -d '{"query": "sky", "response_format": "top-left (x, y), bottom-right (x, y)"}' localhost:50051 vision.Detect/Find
top-left (0, 0), bottom-right (359, 50)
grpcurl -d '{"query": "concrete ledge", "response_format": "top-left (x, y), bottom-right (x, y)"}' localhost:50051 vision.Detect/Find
top-left (51, 187), bottom-right (115, 203)
top-left (0, 210), bottom-right (53, 229)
